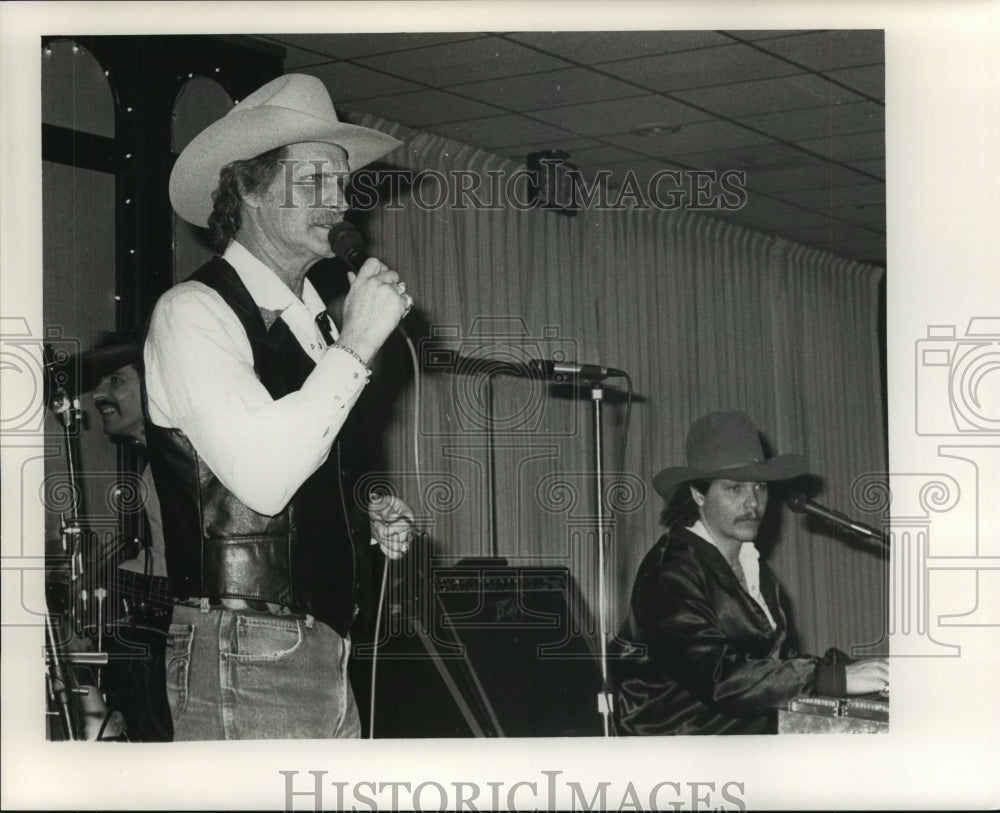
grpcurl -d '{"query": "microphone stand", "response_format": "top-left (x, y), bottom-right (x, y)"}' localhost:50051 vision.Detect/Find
top-left (45, 381), bottom-right (89, 739)
top-left (43, 351), bottom-right (116, 738)
top-left (44, 611), bottom-right (77, 740)
top-left (454, 357), bottom-right (618, 734)
top-left (48, 381), bottom-right (86, 633)
top-left (463, 362), bottom-right (502, 560)
top-left (590, 382), bottom-right (613, 737)
top-left (485, 374), bottom-right (499, 560)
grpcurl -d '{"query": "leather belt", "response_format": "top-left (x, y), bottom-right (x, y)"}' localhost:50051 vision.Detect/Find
top-left (178, 596), bottom-right (301, 617)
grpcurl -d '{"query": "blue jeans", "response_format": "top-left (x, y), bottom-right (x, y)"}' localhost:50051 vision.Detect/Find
top-left (165, 604), bottom-right (360, 740)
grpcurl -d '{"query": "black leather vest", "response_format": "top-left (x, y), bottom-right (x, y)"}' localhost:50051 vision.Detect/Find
top-left (146, 257), bottom-right (358, 636)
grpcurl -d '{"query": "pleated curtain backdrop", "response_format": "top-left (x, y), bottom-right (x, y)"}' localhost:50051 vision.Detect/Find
top-left (349, 112), bottom-right (888, 658)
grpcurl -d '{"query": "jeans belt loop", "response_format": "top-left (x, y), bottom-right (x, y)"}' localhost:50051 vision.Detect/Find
top-left (199, 597), bottom-right (211, 614)
top-left (305, 614), bottom-right (315, 629)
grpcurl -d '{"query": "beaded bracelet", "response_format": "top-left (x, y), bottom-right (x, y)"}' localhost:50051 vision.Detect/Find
top-left (330, 342), bottom-right (372, 378)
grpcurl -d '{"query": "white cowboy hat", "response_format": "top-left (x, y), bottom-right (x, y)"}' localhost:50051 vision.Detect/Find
top-left (169, 73), bottom-right (402, 227)
top-left (652, 411), bottom-right (808, 502)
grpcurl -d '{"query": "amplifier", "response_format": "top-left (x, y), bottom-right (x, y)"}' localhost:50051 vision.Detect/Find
top-left (778, 695), bottom-right (889, 734)
top-left (356, 560), bottom-right (603, 738)
top-left (433, 569), bottom-right (570, 595)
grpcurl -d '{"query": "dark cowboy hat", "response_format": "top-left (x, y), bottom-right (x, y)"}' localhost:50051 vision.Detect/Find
top-left (652, 410), bottom-right (808, 501)
top-left (61, 343), bottom-right (141, 396)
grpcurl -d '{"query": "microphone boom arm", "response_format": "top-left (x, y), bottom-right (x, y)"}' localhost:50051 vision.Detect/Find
top-left (787, 491), bottom-right (885, 542)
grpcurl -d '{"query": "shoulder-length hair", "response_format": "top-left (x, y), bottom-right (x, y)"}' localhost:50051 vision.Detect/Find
top-left (207, 146), bottom-right (288, 252)
top-left (660, 478), bottom-right (711, 529)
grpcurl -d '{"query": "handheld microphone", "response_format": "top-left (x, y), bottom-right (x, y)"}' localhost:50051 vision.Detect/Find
top-left (786, 491), bottom-right (883, 540)
top-left (327, 221), bottom-right (412, 341)
top-left (530, 359), bottom-right (626, 382)
top-left (328, 221), bottom-right (368, 272)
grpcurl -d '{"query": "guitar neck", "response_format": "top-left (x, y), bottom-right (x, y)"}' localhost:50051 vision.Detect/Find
top-left (114, 570), bottom-right (172, 607)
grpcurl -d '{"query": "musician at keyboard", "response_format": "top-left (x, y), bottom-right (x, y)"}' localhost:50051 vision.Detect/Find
top-left (613, 411), bottom-right (889, 735)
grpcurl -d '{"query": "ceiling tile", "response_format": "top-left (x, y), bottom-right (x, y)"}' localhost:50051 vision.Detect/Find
top-left (564, 143), bottom-right (642, 167)
top-left (744, 162), bottom-right (880, 194)
top-left (829, 201), bottom-right (886, 229)
top-left (566, 155), bottom-right (687, 178)
top-left (797, 130), bottom-right (885, 163)
top-left (344, 89), bottom-right (503, 127)
top-left (569, 160), bottom-right (708, 208)
top-left (850, 157), bottom-right (885, 178)
top-left (599, 43), bottom-right (802, 93)
top-left (492, 137), bottom-right (599, 161)
top-left (585, 158), bottom-right (738, 206)
top-left (425, 114), bottom-right (577, 150)
top-left (449, 67), bottom-right (645, 112)
top-left (604, 119), bottom-right (776, 159)
top-left (261, 33), bottom-right (488, 61)
top-left (252, 31), bottom-right (888, 266)
top-left (736, 100), bottom-right (884, 141)
top-left (506, 30), bottom-right (732, 63)
top-left (570, 156), bottom-right (683, 185)
top-left (674, 72), bottom-right (865, 117)
top-left (714, 196), bottom-right (834, 232)
top-left (824, 64), bottom-right (885, 100)
top-left (781, 182), bottom-right (885, 211)
top-left (666, 141), bottom-right (822, 172)
top-left (274, 46), bottom-right (335, 71)
top-left (724, 30), bottom-right (826, 41)
top-left (531, 94), bottom-right (710, 137)
top-left (356, 36), bottom-right (572, 86)
top-left (751, 29), bottom-right (884, 72)
top-left (303, 63), bottom-right (422, 102)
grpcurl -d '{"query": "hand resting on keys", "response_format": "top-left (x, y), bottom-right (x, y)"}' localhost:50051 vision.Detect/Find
top-left (845, 657), bottom-right (890, 695)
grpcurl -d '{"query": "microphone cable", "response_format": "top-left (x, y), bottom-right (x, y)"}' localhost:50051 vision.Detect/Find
top-left (368, 559), bottom-right (389, 739)
top-left (327, 222), bottom-right (425, 737)
top-left (368, 322), bottom-right (423, 739)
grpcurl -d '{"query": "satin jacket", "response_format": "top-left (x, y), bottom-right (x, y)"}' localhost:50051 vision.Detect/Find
top-left (614, 526), bottom-right (844, 735)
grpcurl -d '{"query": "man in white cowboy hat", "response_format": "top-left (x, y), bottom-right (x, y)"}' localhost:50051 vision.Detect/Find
top-left (613, 410), bottom-right (889, 735)
top-left (144, 73), bottom-right (416, 740)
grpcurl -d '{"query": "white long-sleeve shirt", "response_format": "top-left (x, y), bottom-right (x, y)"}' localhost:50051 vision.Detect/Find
top-left (689, 519), bottom-right (777, 630)
top-left (144, 241), bottom-right (368, 516)
top-left (118, 464), bottom-right (168, 577)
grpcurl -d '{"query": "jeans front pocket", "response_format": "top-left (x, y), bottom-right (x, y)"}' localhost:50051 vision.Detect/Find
top-left (164, 623), bottom-right (194, 723)
top-left (231, 615), bottom-right (302, 662)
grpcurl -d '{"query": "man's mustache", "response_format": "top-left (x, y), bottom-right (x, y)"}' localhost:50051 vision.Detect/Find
top-left (93, 397), bottom-right (119, 412)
